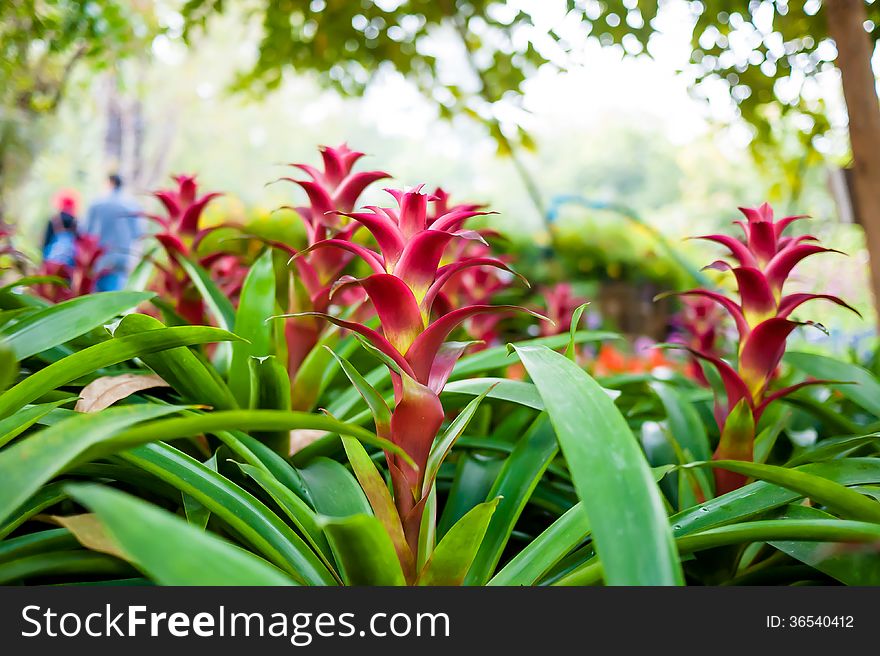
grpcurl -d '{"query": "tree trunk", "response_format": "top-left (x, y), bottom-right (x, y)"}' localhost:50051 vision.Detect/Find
top-left (825, 0), bottom-right (880, 328)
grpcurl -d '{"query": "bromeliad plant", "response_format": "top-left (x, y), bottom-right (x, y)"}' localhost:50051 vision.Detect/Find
top-left (3, 148), bottom-right (880, 590)
top-left (674, 296), bottom-right (725, 386)
top-left (283, 184), bottom-right (537, 572)
top-left (35, 234), bottom-right (110, 302)
top-left (669, 203), bottom-right (860, 493)
top-left (277, 144), bottom-right (389, 377)
top-left (146, 174), bottom-right (248, 324)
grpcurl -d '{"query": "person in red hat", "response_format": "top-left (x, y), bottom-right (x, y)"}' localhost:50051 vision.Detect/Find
top-left (42, 189), bottom-right (81, 265)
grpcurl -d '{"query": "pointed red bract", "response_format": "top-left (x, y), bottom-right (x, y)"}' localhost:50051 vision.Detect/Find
top-left (282, 169), bottom-right (544, 557)
top-left (405, 305), bottom-right (546, 385)
top-left (389, 373), bottom-right (445, 495)
top-left (671, 202), bottom-right (857, 493)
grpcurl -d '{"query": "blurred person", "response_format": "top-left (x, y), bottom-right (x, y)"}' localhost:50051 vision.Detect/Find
top-left (42, 189), bottom-right (81, 266)
top-left (83, 173), bottom-right (143, 291)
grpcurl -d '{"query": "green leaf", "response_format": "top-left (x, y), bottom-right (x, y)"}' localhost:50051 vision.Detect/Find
top-left (291, 324), bottom-right (348, 412)
top-left (0, 551), bottom-right (132, 585)
top-left (229, 250), bottom-right (276, 406)
top-left (418, 485), bottom-right (437, 571)
top-left (419, 498), bottom-right (499, 586)
top-left (341, 436), bottom-right (411, 578)
top-left (443, 378), bottom-right (544, 410)
top-left (182, 452), bottom-right (217, 529)
top-left (783, 394), bottom-right (860, 435)
top-left (785, 351), bottom-right (880, 417)
top-left (423, 385), bottom-right (494, 498)
top-left (786, 433), bottom-right (880, 467)
top-left (0, 325), bottom-right (241, 419)
top-left (514, 344), bottom-right (683, 586)
top-left (182, 491), bottom-right (211, 529)
top-left (771, 504), bottom-right (880, 585)
top-left (651, 382), bottom-right (711, 461)
top-left (677, 519), bottom-right (880, 554)
top-left (555, 518), bottom-right (880, 586)
top-left (175, 254), bottom-right (236, 329)
top-left (246, 356), bottom-right (292, 454)
top-left (754, 405), bottom-right (789, 464)
top-left (112, 410), bottom-right (414, 467)
top-left (0, 275), bottom-right (67, 295)
top-left (451, 331), bottom-right (619, 380)
top-left (0, 400), bottom-right (69, 448)
top-left (0, 345), bottom-right (15, 393)
top-left (323, 364), bottom-right (389, 421)
top-left (443, 377), bottom-right (620, 413)
top-left (114, 314), bottom-right (238, 411)
top-left (671, 458), bottom-right (880, 537)
top-left (298, 457), bottom-right (372, 518)
top-left (489, 504), bottom-right (591, 586)
top-left (697, 459), bottom-right (880, 523)
top-left (232, 431), bottom-right (313, 503)
top-left (119, 442), bottom-right (337, 585)
top-left (0, 291), bottom-right (153, 361)
top-left (0, 483), bottom-right (67, 539)
top-left (0, 404), bottom-right (185, 526)
top-left (67, 484), bottom-right (296, 586)
top-left (0, 528), bottom-right (78, 566)
top-left (566, 303), bottom-right (590, 360)
top-left (464, 414), bottom-right (558, 585)
top-left (438, 453), bottom-right (503, 537)
top-left (326, 332), bottom-right (618, 425)
top-left (236, 462), bottom-right (334, 565)
top-left (326, 348), bottom-right (391, 431)
top-left (321, 514), bottom-right (406, 586)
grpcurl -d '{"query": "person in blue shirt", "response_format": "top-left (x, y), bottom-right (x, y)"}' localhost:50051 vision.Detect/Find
top-left (83, 174), bottom-right (143, 291)
top-left (42, 190), bottom-right (80, 266)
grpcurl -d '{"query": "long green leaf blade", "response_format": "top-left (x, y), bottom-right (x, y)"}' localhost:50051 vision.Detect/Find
top-left (321, 514), bottom-right (406, 586)
top-left (112, 410), bottom-right (414, 467)
top-left (419, 498), bottom-right (499, 586)
top-left (489, 504), bottom-right (591, 586)
top-left (671, 458), bottom-right (880, 536)
top-left (119, 442), bottom-right (337, 585)
top-left (229, 250), bottom-right (276, 406)
top-left (515, 344), bottom-right (683, 585)
top-left (0, 291), bottom-right (153, 360)
top-left (67, 484), bottom-right (296, 586)
top-left (701, 459), bottom-right (880, 523)
top-left (0, 404), bottom-right (184, 525)
top-left (464, 414), bottom-right (558, 585)
top-left (0, 325), bottom-right (240, 419)
top-left (175, 254), bottom-right (236, 329)
top-left (785, 351), bottom-right (880, 417)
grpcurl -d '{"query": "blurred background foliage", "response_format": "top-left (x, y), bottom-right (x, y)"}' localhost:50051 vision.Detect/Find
top-left (0, 0), bottom-right (873, 348)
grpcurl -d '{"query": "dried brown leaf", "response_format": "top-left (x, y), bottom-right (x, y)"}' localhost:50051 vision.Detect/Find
top-left (50, 513), bottom-right (129, 561)
top-left (75, 373), bottom-right (169, 413)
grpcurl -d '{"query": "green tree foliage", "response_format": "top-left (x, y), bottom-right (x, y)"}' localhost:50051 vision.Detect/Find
top-left (0, 0), bottom-right (158, 217)
top-left (181, 0), bottom-right (566, 152)
top-left (566, 1), bottom-right (871, 184)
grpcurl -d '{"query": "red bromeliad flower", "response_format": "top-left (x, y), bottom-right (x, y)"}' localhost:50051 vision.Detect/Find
top-left (286, 185), bottom-right (539, 555)
top-left (277, 145), bottom-right (390, 376)
top-left (538, 283), bottom-right (588, 338)
top-left (36, 234), bottom-right (110, 302)
top-left (146, 174), bottom-right (247, 324)
top-left (675, 296), bottom-right (726, 386)
top-left (428, 219), bottom-right (515, 349)
top-left (670, 202), bottom-right (859, 493)
top-left (149, 174), bottom-right (223, 243)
